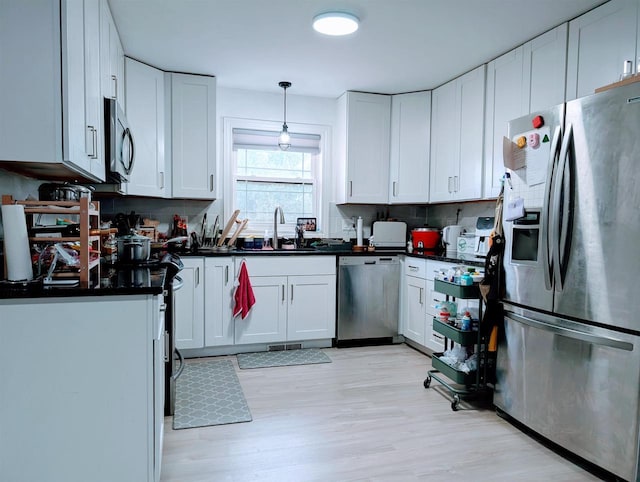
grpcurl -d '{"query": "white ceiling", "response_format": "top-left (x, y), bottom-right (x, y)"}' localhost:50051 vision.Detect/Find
top-left (109, 0), bottom-right (606, 99)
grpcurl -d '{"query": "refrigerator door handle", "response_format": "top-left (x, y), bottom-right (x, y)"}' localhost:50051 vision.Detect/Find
top-left (552, 123), bottom-right (573, 291)
top-left (542, 125), bottom-right (562, 291)
top-left (506, 311), bottom-right (633, 351)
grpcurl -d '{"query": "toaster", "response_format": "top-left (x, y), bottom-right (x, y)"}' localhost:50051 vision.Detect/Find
top-left (372, 221), bottom-right (407, 247)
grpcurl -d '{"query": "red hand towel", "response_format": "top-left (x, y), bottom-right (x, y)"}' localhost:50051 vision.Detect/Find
top-left (233, 261), bottom-right (256, 319)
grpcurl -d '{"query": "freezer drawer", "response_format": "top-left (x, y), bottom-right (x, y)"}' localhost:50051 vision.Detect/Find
top-left (495, 305), bottom-right (640, 481)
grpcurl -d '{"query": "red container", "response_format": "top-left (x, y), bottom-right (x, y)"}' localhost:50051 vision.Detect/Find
top-left (412, 227), bottom-right (441, 250)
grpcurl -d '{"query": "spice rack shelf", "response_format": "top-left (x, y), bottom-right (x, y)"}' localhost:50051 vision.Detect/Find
top-left (424, 279), bottom-right (491, 411)
top-left (2, 195), bottom-right (101, 287)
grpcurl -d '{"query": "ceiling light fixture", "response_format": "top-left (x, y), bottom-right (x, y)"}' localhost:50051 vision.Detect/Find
top-left (313, 12), bottom-right (359, 36)
top-left (278, 81), bottom-right (292, 151)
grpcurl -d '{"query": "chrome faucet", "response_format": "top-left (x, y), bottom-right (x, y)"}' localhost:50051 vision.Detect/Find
top-left (273, 206), bottom-right (285, 249)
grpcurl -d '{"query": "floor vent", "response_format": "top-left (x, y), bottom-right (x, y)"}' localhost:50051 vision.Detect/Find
top-left (268, 344), bottom-right (286, 351)
top-left (286, 343), bottom-right (303, 350)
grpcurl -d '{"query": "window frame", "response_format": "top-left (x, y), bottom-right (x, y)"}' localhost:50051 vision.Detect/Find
top-left (223, 117), bottom-right (330, 236)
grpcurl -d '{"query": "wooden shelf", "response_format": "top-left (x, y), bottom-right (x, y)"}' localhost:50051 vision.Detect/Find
top-left (2, 195), bottom-right (101, 288)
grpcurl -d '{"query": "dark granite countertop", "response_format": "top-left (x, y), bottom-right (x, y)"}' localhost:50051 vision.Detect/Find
top-left (0, 266), bottom-right (166, 300)
top-left (179, 247), bottom-right (486, 267)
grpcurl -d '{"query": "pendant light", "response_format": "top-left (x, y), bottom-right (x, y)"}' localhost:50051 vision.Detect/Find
top-left (278, 81), bottom-right (291, 151)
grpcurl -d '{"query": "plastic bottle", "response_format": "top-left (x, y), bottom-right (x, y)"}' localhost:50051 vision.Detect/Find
top-left (406, 239), bottom-right (413, 253)
top-left (461, 311), bottom-right (472, 331)
top-left (460, 272), bottom-right (473, 286)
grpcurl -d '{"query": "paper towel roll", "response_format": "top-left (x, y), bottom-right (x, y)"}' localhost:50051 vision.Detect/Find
top-left (2, 204), bottom-right (34, 281)
top-left (356, 216), bottom-right (363, 246)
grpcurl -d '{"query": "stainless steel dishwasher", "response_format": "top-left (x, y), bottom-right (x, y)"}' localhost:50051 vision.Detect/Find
top-left (337, 255), bottom-right (401, 347)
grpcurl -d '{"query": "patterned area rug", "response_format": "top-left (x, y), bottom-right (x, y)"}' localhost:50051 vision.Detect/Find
top-left (237, 349), bottom-right (332, 369)
top-left (173, 359), bottom-right (252, 430)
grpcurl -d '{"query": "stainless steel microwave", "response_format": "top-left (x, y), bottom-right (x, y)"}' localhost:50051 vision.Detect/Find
top-left (104, 97), bottom-right (135, 183)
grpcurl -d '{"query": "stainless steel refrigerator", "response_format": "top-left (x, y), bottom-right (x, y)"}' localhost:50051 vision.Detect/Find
top-left (496, 82), bottom-right (640, 482)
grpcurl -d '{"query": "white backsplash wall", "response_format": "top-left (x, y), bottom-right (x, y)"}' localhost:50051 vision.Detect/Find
top-left (427, 201), bottom-right (497, 233)
top-left (329, 204), bottom-right (428, 241)
top-left (100, 197), bottom-right (219, 238)
top-left (0, 170), bottom-right (43, 238)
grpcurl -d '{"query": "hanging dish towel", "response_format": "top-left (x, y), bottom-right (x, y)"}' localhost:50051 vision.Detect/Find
top-left (233, 260), bottom-right (256, 319)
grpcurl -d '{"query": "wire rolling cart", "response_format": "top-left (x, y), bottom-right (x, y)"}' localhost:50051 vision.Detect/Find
top-left (424, 279), bottom-right (492, 411)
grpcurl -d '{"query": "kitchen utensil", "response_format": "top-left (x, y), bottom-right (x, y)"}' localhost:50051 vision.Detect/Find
top-left (217, 210), bottom-right (240, 247)
top-left (116, 232), bottom-right (151, 262)
top-left (411, 227), bottom-right (441, 250)
top-left (38, 182), bottom-right (94, 202)
top-left (200, 213), bottom-right (207, 246)
top-left (211, 215), bottom-right (220, 247)
top-left (227, 218), bottom-right (248, 247)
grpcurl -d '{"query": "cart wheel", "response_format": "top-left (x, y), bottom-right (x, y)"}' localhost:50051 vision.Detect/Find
top-left (423, 376), bottom-right (431, 389)
top-left (451, 394), bottom-right (460, 411)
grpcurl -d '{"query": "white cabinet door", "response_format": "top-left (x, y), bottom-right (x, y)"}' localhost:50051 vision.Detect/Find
top-left (125, 58), bottom-right (167, 197)
top-left (100, 0), bottom-right (125, 108)
top-left (566, 0), bottom-right (638, 101)
top-left (83, 0), bottom-right (104, 181)
top-left (338, 92), bottom-right (391, 203)
top-left (171, 73), bottom-right (217, 199)
top-left (456, 65), bottom-right (485, 201)
top-left (484, 48), bottom-right (526, 199)
top-left (484, 24), bottom-right (568, 198)
top-left (430, 66), bottom-right (485, 202)
top-left (389, 91), bottom-right (431, 203)
top-left (524, 24), bottom-right (568, 113)
top-left (287, 275), bottom-right (336, 341)
top-left (429, 80), bottom-right (458, 202)
top-left (174, 258), bottom-right (205, 349)
top-left (403, 275), bottom-right (426, 345)
top-left (235, 276), bottom-right (288, 344)
top-left (204, 257), bottom-right (235, 346)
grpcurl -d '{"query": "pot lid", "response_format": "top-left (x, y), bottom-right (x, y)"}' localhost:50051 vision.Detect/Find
top-left (412, 227), bottom-right (440, 232)
top-left (119, 230), bottom-right (151, 241)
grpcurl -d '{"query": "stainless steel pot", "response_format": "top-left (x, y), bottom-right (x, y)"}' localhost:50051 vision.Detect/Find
top-left (116, 232), bottom-right (151, 262)
top-left (38, 182), bottom-right (94, 202)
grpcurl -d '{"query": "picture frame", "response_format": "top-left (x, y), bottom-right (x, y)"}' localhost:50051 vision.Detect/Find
top-left (296, 217), bottom-right (317, 232)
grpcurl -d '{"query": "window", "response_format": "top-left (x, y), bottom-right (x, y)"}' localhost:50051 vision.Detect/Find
top-left (227, 121), bottom-right (325, 233)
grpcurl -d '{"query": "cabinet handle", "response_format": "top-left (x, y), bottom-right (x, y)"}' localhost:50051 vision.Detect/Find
top-left (454, 176), bottom-right (459, 192)
top-left (159, 171), bottom-right (165, 189)
top-left (282, 284), bottom-right (285, 302)
top-left (349, 180), bottom-right (353, 197)
top-left (210, 174), bottom-right (214, 192)
top-left (393, 181), bottom-right (397, 197)
top-left (290, 284), bottom-right (294, 303)
top-left (111, 75), bottom-right (117, 100)
top-left (447, 176), bottom-right (452, 193)
top-left (225, 265), bottom-right (229, 284)
top-left (196, 267), bottom-right (200, 286)
top-left (93, 127), bottom-right (98, 159)
top-left (408, 265), bottom-right (419, 271)
top-left (87, 126), bottom-right (97, 159)
top-left (163, 330), bottom-right (170, 362)
top-left (419, 287), bottom-right (423, 304)
top-left (159, 303), bottom-right (167, 312)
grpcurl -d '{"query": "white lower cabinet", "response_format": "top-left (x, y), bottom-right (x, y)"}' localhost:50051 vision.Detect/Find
top-left (403, 272), bottom-right (427, 345)
top-left (234, 256), bottom-right (336, 345)
top-left (204, 257), bottom-right (235, 346)
top-left (0, 294), bottom-right (165, 482)
top-left (174, 257), bottom-right (205, 349)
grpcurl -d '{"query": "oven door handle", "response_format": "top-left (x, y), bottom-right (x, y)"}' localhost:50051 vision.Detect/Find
top-left (172, 348), bottom-right (185, 380)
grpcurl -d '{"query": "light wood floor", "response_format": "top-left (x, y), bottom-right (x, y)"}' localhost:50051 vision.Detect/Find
top-left (161, 344), bottom-right (601, 482)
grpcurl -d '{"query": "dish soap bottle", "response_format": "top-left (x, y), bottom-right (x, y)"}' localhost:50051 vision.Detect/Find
top-left (461, 311), bottom-right (472, 331)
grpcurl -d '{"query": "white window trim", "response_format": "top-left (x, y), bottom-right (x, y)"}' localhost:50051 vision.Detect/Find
top-left (222, 117), bottom-right (331, 237)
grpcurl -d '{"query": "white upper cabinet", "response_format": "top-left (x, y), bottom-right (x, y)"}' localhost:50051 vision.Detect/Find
top-left (335, 92), bottom-right (391, 204)
top-left (125, 58), bottom-right (166, 197)
top-left (566, 0), bottom-right (639, 101)
top-left (429, 65), bottom-right (485, 203)
top-left (170, 73), bottom-right (217, 199)
top-left (0, 0), bottom-right (104, 182)
top-left (389, 91), bottom-right (431, 203)
top-left (99, 0), bottom-right (125, 109)
top-left (484, 24), bottom-right (567, 198)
